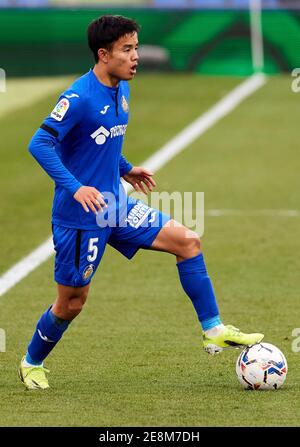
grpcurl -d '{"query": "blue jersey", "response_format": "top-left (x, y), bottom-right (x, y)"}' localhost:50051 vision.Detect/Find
top-left (29, 69), bottom-right (133, 229)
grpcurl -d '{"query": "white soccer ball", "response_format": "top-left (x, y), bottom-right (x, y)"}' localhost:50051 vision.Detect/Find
top-left (236, 343), bottom-right (288, 390)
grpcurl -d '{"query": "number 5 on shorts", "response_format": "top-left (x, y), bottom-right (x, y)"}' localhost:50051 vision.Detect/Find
top-left (87, 237), bottom-right (99, 262)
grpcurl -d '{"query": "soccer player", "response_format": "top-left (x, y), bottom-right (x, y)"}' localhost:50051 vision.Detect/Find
top-left (18, 15), bottom-right (263, 390)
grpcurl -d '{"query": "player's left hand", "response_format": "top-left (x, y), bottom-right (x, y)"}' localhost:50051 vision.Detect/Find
top-left (122, 167), bottom-right (156, 194)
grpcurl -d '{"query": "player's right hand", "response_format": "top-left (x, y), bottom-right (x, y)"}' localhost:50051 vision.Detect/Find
top-left (73, 186), bottom-right (107, 214)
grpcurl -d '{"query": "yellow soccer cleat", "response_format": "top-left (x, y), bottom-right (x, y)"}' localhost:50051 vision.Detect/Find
top-left (203, 324), bottom-right (264, 355)
top-left (18, 357), bottom-right (50, 390)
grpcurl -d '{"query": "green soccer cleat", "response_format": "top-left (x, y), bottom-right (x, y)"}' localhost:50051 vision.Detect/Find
top-left (18, 357), bottom-right (50, 390)
top-left (203, 325), bottom-right (264, 355)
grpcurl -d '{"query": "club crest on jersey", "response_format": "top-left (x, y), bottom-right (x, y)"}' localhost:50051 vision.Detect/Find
top-left (121, 95), bottom-right (129, 113)
top-left (82, 264), bottom-right (95, 281)
top-left (51, 98), bottom-right (69, 121)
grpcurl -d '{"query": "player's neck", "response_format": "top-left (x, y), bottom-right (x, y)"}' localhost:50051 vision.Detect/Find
top-left (93, 66), bottom-right (119, 88)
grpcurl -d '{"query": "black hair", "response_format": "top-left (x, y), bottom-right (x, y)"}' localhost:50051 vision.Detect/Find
top-left (87, 15), bottom-right (140, 63)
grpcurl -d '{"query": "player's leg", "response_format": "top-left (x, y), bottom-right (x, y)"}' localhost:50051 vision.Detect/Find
top-left (110, 205), bottom-right (224, 341)
top-left (149, 219), bottom-right (201, 261)
top-left (19, 224), bottom-right (108, 389)
top-left (18, 284), bottom-right (89, 390)
top-left (52, 283), bottom-right (90, 320)
top-left (26, 283), bottom-right (90, 365)
top-left (150, 219), bottom-right (222, 332)
top-left (109, 200), bottom-right (263, 354)
top-left (150, 220), bottom-right (264, 354)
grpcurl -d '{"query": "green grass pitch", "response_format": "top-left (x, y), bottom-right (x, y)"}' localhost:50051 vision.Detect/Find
top-left (0, 74), bottom-right (299, 426)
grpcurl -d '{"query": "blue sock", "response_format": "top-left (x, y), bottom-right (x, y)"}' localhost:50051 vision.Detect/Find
top-left (25, 306), bottom-right (70, 365)
top-left (176, 253), bottom-right (222, 331)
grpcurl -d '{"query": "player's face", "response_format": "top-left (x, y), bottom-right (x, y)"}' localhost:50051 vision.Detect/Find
top-left (106, 32), bottom-right (139, 81)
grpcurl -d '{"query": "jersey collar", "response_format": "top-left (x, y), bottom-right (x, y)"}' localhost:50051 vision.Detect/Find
top-left (89, 69), bottom-right (119, 94)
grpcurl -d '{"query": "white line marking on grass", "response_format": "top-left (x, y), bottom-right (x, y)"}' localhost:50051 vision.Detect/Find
top-left (0, 238), bottom-right (54, 297)
top-left (137, 73), bottom-right (267, 174)
top-left (0, 74), bottom-right (266, 297)
top-left (206, 209), bottom-right (300, 217)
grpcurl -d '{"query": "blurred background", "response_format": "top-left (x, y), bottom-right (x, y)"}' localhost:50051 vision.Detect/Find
top-left (1, 0), bottom-right (300, 76)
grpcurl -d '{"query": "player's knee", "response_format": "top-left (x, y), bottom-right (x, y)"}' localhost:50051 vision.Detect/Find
top-left (66, 300), bottom-right (84, 319)
top-left (180, 229), bottom-right (201, 258)
top-left (54, 285), bottom-right (89, 320)
top-left (67, 291), bottom-right (88, 317)
top-left (188, 232), bottom-right (201, 256)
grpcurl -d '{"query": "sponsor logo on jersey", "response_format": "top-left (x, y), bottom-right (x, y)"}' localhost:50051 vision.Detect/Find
top-left (110, 124), bottom-right (128, 138)
top-left (125, 201), bottom-right (153, 229)
top-left (65, 93), bottom-right (79, 99)
top-left (90, 124), bottom-right (128, 145)
top-left (51, 98), bottom-right (69, 121)
top-left (100, 105), bottom-right (110, 115)
top-left (121, 95), bottom-right (129, 113)
top-left (82, 264), bottom-right (95, 281)
top-left (90, 126), bottom-right (110, 145)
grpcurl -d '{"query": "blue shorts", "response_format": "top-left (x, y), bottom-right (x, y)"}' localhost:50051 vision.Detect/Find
top-left (53, 198), bottom-right (171, 287)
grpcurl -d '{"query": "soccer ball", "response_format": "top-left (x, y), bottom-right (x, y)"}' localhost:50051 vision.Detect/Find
top-left (236, 343), bottom-right (288, 390)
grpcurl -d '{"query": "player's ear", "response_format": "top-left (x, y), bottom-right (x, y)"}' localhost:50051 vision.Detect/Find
top-left (98, 48), bottom-right (109, 64)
